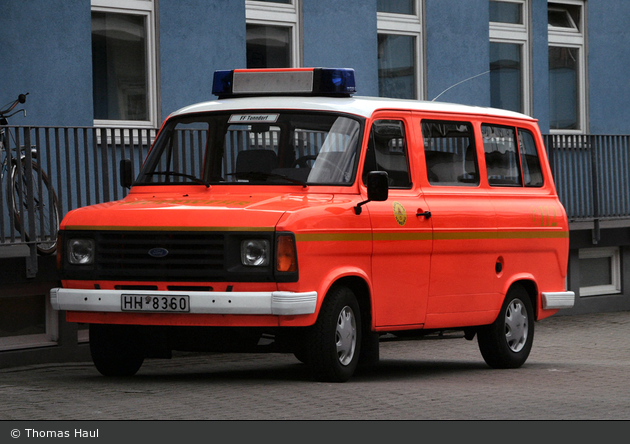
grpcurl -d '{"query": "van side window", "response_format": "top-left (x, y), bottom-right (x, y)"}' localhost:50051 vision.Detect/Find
top-left (421, 120), bottom-right (479, 186)
top-left (518, 129), bottom-right (544, 187)
top-left (482, 124), bottom-right (522, 186)
top-left (363, 120), bottom-right (412, 188)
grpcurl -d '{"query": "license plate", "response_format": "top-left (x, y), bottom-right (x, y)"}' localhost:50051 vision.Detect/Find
top-left (121, 294), bottom-right (190, 312)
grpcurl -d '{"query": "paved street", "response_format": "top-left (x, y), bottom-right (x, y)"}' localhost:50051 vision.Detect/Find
top-left (0, 310), bottom-right (629, 421)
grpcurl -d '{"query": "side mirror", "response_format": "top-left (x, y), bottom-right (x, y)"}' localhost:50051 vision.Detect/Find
top-left (355, 171), bottom-right (388, 215)
top-left (120, 159), bottom-right (134, 189)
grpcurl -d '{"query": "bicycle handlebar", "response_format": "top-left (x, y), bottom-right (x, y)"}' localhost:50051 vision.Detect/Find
top-left (0, 92), bottom-right (28, 117)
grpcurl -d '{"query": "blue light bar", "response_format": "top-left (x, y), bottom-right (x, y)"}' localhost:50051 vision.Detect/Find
top-left (212, 68), bottom-right (356, 98)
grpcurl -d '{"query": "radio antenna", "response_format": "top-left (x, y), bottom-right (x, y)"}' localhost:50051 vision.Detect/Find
top-left (431, 69), bottom-right (491, 102)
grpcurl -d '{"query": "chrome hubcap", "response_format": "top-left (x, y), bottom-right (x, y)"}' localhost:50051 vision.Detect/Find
top-left (505, 298), bottom-right (528, 352)
top-left (335, 306), bottom-right (357, 366)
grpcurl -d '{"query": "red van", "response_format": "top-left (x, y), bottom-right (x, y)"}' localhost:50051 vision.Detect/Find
top-left (51, 68), bottom-right (574, 382)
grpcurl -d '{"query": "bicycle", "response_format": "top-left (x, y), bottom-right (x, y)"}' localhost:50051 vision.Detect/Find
top-left (0, 93), bottom-right (60, 255)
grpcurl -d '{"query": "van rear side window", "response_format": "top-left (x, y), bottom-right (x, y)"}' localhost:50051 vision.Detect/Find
top-left (421, 120), bottom-right (479, 186)
top-left (481, 124), bottom-right (544, 188)
top-left (482, 124), bottom-right (522, 186)
top-left (518, 129), bottom-right (544, 187)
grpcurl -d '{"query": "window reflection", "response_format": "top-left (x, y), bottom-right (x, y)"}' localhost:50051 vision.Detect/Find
top-left (246, 24), bottom-right (291, 68)
top-left (549, 46), bottom-right (579, 130)
top-left (92, 12), bottom-right (148, 121)
top-left (378, 34), bottom-right (416, 100)
top-left (490, 42), bottom-right (523, 113)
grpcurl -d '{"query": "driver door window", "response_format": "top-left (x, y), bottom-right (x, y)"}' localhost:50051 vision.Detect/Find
top-left (363, 119), bottom-right (412, 188)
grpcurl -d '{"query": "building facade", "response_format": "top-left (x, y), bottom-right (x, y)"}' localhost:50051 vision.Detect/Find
top-left (1, 0), bottom-right (629, 366)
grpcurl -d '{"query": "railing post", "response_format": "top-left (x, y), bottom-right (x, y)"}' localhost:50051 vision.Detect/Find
top-left (590, 135), bottom-right (600, 244)
top-left (23, 127), bottom-right (38, 278)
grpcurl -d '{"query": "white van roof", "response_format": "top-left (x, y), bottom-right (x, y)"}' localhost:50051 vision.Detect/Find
top-left (170, 95), bottom-right (537, 123)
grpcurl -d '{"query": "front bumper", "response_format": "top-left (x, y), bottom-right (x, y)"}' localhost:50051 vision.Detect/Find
top-left (50, 288), bottom-right (317, 316)
top-left (541, 291), bottom-right (575, 310)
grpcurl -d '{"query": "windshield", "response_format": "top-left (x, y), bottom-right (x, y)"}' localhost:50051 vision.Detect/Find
top-left (137, 111), bottom-right (363, 187)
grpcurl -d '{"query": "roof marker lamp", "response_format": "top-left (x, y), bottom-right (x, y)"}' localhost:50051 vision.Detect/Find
top-left (212, 68), bottom-right (356, 98)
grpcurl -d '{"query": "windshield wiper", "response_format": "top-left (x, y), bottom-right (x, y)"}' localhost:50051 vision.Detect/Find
top-left (145, 171), bottom-right (210, 188)
top-left (226, 171), bottom-right (308, 188)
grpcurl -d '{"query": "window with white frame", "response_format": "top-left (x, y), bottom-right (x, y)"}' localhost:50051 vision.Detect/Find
top-left (489, 0), bottom-right (530, 115)
top-left (548, 0), bottom-right (586, 133)
top-left (91, 0), bottom-right (157, 128)
top-left (246, 0), bottom-right (301, 68)
top-left (377, 0), bottom-right (423, 100)
top-left (578, 247), bottom-right (621, 297)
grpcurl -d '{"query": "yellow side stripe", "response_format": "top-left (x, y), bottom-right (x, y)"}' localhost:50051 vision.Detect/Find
top-left (297, 230), bottom-right (568, 242)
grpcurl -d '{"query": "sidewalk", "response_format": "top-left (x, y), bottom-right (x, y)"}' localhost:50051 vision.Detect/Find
top-left (0, 310), bottom-right (629, 420)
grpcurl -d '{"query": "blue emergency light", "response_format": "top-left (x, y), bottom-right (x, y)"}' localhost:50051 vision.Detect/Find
top-left (212, 68), bottom-right (356, 98)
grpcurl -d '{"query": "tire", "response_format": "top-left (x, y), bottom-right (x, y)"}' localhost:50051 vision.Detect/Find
top-left (307, 286), bottom-right (361, 382)
top-left (89, 324), bottom-right (145, 377)
top-left (477, 285), bottom-right (534, 369)
top-left (10, 160), bottom-right (60, 255)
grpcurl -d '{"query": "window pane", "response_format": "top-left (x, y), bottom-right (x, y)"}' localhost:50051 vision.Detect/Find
top-left (489, 1), bottom-right (522, 24)
top-left (518, 129), bottom-right (543, 187)
top-left (378, 34), bottom-right (416, 100)
top-left (548, 4), bottom-right (580, 31)
top-left (92, 12), bottom-right (148, 121)
top-left (377, 0), bottom-right (415, 15)
top-left (482, 124), bottom-right (522, 186)
top-left (139, 112), bottom-right (362, 186)
top-left (549, 46), bottom-right (579, 130)
top-left (247, 24), bottom-right (291, 68)
top-left (490, 42), bottom-right (522, 113)
top-left (422, 121), bottom-right (479, 186)
top-left (363, 120), bottom-right (411, 188)
top-left (580, 256), bottom-right (612, 288)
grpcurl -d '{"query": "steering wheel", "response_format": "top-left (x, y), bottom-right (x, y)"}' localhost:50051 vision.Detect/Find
top-left (292, 155), bottom-right (318, 168)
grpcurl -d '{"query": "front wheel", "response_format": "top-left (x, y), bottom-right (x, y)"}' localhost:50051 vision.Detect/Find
top-left (477, 285), bottom-right (534, 369)
top-left (89, 324), bottom-right (145, 377)
top-left (306, 286), bottom-right (361, 382)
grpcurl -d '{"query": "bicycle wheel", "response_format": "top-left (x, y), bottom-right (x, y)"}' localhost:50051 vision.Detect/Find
top-left (10, 160), bottom-right (60, 255)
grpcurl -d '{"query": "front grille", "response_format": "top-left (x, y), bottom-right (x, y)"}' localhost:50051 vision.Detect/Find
top-left (62, 229), bottom-right (281, 283)
top-left (95, 231), bottom-right (226, 281)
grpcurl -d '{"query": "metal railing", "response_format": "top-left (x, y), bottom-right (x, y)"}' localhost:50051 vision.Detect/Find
top-left (0, 125), bottom-right (155, 275)
top-left (545, 134), bottom-right (630, 222)
top-left (1, 125), bottom-right (629, 272)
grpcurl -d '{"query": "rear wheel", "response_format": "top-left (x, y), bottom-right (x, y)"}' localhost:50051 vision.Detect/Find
top-left (477, 285), bottom-right (534, 369)
top-left (307, 286), bottom-right (361, 382)
top-left (89, 324), bottom-right (145, 377)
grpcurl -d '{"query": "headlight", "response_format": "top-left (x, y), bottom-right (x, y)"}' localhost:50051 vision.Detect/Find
top-left (241, 239), bottom-right (269, 266)
top-left (67, 239), bottom-right (95, 265)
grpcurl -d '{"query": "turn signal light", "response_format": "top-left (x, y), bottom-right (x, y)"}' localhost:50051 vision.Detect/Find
top-left (276, 235), bottom-right (297, 273)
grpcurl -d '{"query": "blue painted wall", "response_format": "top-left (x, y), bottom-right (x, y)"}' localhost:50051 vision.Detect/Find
top-left (424, 0), bottom-right (490, 106)
top-left (1, 0), bottom-right (629, 135)
top-left (158, 0), bottom-right (246, 121)
top-left (302, 0), bottom-right (379, 97)
top-left (0, 0), bottom-right (93, 127)
top-left (587, 0), bottom-right (630, 135)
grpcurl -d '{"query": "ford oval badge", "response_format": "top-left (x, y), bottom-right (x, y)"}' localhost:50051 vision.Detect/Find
top-left (148, 248), bottom-right (169, 258)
